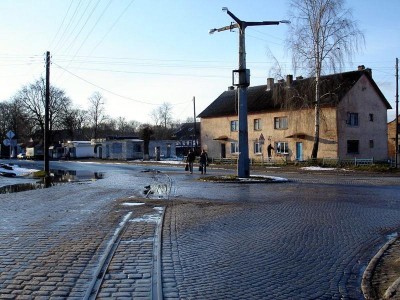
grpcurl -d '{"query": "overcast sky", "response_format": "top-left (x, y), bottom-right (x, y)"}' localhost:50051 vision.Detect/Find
top-left (0, 0), bottom-right (399, 124)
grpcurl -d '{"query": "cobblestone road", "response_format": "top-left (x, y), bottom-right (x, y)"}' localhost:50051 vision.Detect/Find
top-left (161, 171), bottom-right (400, 300)
top-left (0, 162), bottom-right (399, 299)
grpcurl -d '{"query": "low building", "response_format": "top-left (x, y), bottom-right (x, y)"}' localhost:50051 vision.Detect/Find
top-left (64, 141), bottom-right (94, 158)
top-left (174, 122), bottom-right (200, 156)
top-left (100, 137), bottom-right (143, 160)
top-left (148, 140), bottom-right (177, 160)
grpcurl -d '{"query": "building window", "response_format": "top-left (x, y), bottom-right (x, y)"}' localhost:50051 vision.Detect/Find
top-left (230, 120), bottom-right (238, 132)
top-left (275, 142), bottom-right (289, 154)
top-left (274, 117), bottom-right (288, 129)
top-left (369, 113), bottom-right (374, 122)
top-left (254, 118), bottom-right (261, 131)
top-left (254, 142), bottom-right (262, 154)
top-left (369, 140), bottom-right (374, 148)
top-left (112, 143), bottom-right (122, 154)
top-left (230, 142), bottom-right (239, 154)
top-left (346, 112), bottom-right (359, 126)
top-left (347, 140), bottom-right (359, 154)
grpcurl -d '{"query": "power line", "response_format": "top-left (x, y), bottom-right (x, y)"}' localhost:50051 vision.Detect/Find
top-left (48, 0), bottom-right (75, 50)
top-left (53, 62), bottom-right (173, 105)
top-left (62, 0), bottom-right (101, 56)
top-left (53, 0), bottom-right (85, 53)
top-left (88, 0), bottom-right (136, 56)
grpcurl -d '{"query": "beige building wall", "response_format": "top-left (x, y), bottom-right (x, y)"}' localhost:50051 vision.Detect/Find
top-left (337, 74), bottom-right (388, 160)
top-left (201, 106), bottom-right (338, 161)
top-left (387, 118), bottom-right (399, 159)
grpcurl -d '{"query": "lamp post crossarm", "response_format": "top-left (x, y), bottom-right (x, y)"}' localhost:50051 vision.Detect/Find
top-left (246, 21), bottom-right (280, 27)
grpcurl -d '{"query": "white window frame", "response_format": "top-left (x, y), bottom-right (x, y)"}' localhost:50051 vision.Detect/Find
top-left (230, 120), bottom-right (238, 132)
top-left (230, 142), bottom-right (239, 154)
top-left (254, 118), bottom-right (261, 131)
top-left (274, 117), bottom-right (288, 129)
top-left (254, 142), bottom-right (262, 154)
top-left (275, 142), bottom-right (289, 154)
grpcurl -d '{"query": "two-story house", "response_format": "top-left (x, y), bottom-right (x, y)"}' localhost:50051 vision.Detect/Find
top-left (198, 67), bottom-right (391, 162)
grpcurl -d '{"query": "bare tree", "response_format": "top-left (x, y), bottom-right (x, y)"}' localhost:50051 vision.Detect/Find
top-left (88, 92), bottom-right (107, 139)
top-left (0, 101), bottom-right (29, 141)
top-left (13, 78), bottom-right (72, 142)
top-left (62, 108), bottom-right (89, 140)
top-left (150, 102), bottom-right (173, 128)
top-left (286, 0), bottom-right (364, 159)
top-left (114, 117), bottom-right (140, 136)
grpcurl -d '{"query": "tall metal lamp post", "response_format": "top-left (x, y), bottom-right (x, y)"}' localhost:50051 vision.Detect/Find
top-left (210, 8), bottom-right (289, 178)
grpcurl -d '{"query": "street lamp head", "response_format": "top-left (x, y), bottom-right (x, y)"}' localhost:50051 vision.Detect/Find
top-left (222, 7), bottom-right (228, 12)
top-left (209, 28), bottom-right (217, 35)
top-left (280, 20), bottom-right (291, 24)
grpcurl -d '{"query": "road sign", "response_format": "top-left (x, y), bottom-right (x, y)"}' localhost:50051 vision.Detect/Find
top-left (3, 139), bottom-right (10, 146)
top-left (6, 130), bottom-right (15, 139)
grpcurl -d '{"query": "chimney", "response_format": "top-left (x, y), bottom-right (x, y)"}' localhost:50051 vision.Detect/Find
top-left (358, 65), bottom-right (372, 77)
top-left (228, 86), bottom-right (235, 91)
top-left (267, 78), bottom-right (274, 90)
top-left (296, 76), bottom-right (303, 80)
top-left (286, 75), bottom-right (293, 87)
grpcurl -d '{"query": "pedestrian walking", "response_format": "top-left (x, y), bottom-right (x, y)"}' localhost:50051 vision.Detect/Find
top-left (199, 149), bottom-right (208, 174)
top-left (267, 143), bottom-right (274, 161)
top-left (186, 149), bottom-right (196, 174)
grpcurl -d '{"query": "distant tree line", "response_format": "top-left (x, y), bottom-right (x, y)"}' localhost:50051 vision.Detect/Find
top-left (0, 77), bottom-right (190, 146)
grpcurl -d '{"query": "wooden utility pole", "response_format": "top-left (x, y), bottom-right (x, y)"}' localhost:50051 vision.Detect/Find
top-left (193, 96), bottom-right (197, 151)
top-left (396, 57), bottom-right (399, 168)
top-left (44, 51), bottom-right (50, 187)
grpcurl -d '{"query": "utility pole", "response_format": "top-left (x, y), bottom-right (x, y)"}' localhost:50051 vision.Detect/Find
top-left (396, 57), bottom-right (399, 168)
top-left (193, 96), bottom-right (197, 152)
top-left (210, 8), bottom-right (289, 178)
top-left (44, 51), bottom-right (51, 188)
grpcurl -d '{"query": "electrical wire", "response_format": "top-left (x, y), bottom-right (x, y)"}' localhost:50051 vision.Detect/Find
top-left (53, 62), bottom-right (170, 105)
top-left (87, 0), bottom-right (136, 56)
top-left (53, 0), bottom-right (84, 53)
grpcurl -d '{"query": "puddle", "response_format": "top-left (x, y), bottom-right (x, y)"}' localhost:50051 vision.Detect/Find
top-left (0, 183), bottom-right (43, 194)
top-left (0, 170), bottom-right (105, 194)
top-left (50, 170), bottom-right (105, 182)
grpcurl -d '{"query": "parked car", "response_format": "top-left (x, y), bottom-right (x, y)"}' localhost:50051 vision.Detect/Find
top-left (17, 153), bottom-right (26, 159)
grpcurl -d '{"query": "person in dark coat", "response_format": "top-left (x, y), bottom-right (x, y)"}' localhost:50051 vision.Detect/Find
top-left (267, 143), bottom-right (274, 160)
top-left (186, 149), bottom-right (196, 174)
top-left (199, 149), bottom-right (208, 174)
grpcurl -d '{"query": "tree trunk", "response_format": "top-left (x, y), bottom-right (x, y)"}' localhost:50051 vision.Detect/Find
top-left (311, 74), bottom-right (320, 159)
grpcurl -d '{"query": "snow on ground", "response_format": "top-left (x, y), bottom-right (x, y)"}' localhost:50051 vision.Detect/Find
top-left (0, 164), bottom-right (39, 177)
top-left (301, 166), bottom-right (339, 171)
top-left (238, 175), bottom-right (289, 182)
top-left (0, 164), bottom-right (40, 188)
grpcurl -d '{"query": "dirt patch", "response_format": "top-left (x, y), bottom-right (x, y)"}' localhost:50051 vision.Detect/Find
top-left (370, 238), bottom-right (400, 299)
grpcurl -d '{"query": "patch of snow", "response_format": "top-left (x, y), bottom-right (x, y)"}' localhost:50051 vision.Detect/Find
top-left (237, 175), bottom-right (289, 182)
top-left (301, 166), bottom-right (337, 171)
top-left (121, 202), bottom-right (145, 206)
top-left (0, 164), bottom-right (39, 176)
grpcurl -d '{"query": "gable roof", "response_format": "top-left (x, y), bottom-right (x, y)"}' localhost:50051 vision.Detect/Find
top-left (174, 122), bottom-right (200, 140)
top-left (198, 69), bottom-right (391, 118)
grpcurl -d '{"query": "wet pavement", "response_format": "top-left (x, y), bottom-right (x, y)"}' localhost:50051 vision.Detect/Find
top-left (0, 160), bottom-right (399, 299)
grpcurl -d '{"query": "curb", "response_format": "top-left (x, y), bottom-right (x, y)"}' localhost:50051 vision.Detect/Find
top-left (361, 236), bottom-right (399, 299)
